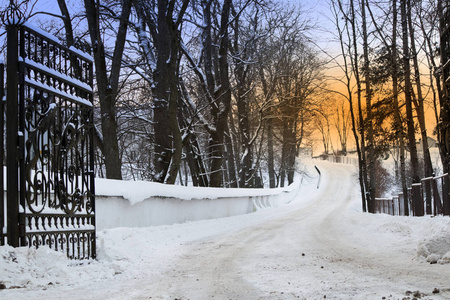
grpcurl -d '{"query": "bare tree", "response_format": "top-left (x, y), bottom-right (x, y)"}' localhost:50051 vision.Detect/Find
top-left (82, 0), bottom-right (133, 180)
top-left (274, 41), bottom-right (322, 186)
top-left (366, 0), bottom-right (408, 213)
top-left (314, 109), bottom-right (333, 155)
top-left (131, 0), bottom-right (189, 184)
top-left (361, 0), bottom-right (376, 212)
top-left (334, 99), bottom-right (350, 155)
top-left (180, 0), bottom-right (233, 187)
top-left (417, 1), bottom-right (442, 152)
top-left (392, 0), bottom-right (409, 214)
top-left (437, 0), bottom-right (450, 174)
top-left (230, 3), bottom-right (260, 188)
top-left (407, 1), bottom-right (434, 211)
top-left (330, 0), bottom-right (369, 211)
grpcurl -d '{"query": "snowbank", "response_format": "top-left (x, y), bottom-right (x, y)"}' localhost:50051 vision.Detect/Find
top-left (95, 176), bottom-right (301, 230)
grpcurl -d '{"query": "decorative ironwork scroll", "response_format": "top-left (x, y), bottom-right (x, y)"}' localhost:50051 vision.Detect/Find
top-left (4, 20), bottom-right (95, 259)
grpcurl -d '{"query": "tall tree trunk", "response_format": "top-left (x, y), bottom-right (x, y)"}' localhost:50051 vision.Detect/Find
top-left (401, 0), bottom-right (420, 184)
top-left (279, 121), bottom-right (289, 188)
top-left (84, 0), bottom-right (132, 180)
top-left (287, 129), bottom-right (296, 185)
top-left (202, 0), bottom-right (215, 96)
top-left (438, 0), bottom-right (450, 174)
top-left (163, 13), bottom-right (184, 184)
top-left (232, 8), bottom-right (261, 188)
top-left (236, 80), bottom-right (254, 187)
top-left (208, 0), bottom-right (232, 187)
top-left (234, 41), bottom-right (253, 187)
top-left (419, 11), bottom-right (442, 153)
top-left (179, 80), bottom-right (209, 187)
top-left (224, 123), bottom-right (238, 188)
top-left (57, 0), bottom-right (74, 47)
top-left (280, 117), bottom-right (296, 187)
top-left (408, 3), bottom-right (433, 212)
top-left (259, 67), bottom-right (276, 188)
top-left (392, 0), bottom-right (409, 215)
top-left (347, 0), bottom-right (367, 211)
top-left (151, 0), bottom-right (187, 184)
top-left (408, 2), bottom-right (433, 179)
top-left (152, 0), bottom-right (175, 182)
top-left (185, 136), bottom-right (209, 187)
top-left (424, 0), bottom-right (447, 174)
top-left (267, 117), bottom-right (276, 188)
top-left (185, 143), bottom-right (199, 187)
top-left (362, 0), bottom-right (376, 212)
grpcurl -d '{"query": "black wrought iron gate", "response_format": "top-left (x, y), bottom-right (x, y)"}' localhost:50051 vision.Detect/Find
top-left (1, 18), bottom-right (96, 259)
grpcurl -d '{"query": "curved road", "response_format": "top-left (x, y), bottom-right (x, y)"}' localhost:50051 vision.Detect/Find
top-left (122, 161), bottom-right (450, 299)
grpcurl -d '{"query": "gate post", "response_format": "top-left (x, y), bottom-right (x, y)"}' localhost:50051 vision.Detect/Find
top-left (424, 179), bottom-right (432, 215)
top-left (412, 184), bottom-right (424, 217)
top-left (6, 23), bottom-right (20, 247)
top-left (432, 178), bottom-right (442, 215)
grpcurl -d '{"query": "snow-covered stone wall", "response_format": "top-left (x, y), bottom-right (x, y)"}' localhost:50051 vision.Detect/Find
top-left (95, 178), bottom-right (301, 230)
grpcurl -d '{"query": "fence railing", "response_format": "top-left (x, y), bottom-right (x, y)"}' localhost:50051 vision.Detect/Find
top-left (316, 154), bottom-right (450, 217)
top-left (315, 154), bottom-right (358, 165)
top-left (375, 174), bottom-right (450, 217)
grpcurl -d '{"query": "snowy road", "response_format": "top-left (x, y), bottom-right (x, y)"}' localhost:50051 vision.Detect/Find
top-left (128, 161), bottom-right (450, 300)
top-left (2, 161), bottom-right (450, 299)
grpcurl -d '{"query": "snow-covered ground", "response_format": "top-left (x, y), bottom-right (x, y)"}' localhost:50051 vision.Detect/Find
top-left (1, 159), bottom-right (450, 299)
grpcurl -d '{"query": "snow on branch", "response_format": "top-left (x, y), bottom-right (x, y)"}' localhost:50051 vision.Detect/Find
top-left (134, 17), bottom-right (157, 71)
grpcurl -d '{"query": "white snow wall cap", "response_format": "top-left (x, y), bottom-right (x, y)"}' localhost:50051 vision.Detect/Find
top-left (96, 178), bottom-right (301, 205)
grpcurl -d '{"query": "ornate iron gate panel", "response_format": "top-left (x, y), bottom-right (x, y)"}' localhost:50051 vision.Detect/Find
top-left (4, 20), bottom-right (95, 259)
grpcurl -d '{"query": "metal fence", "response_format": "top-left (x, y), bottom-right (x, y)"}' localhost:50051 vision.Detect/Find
top-left (1, 16), bottom-right (95, 259)
top-left (375, 174), bottom-right (450, 217)
top-left (315, 154), bottom-right (359, 165)
top-left (317, 155), bottom-right (450, 217)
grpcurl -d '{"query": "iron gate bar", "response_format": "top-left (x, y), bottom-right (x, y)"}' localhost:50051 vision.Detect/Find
top-left (6, 23), bottom-right (20, 247)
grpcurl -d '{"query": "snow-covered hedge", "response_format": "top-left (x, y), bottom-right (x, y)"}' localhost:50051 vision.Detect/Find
top-left (95, 178), bottom-right (301, 230)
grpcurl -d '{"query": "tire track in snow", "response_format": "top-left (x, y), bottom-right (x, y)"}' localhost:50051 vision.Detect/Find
top-left (132, 162), bottom-right (353, 299)
top-left (145, 161), bottom-right (450, 299)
